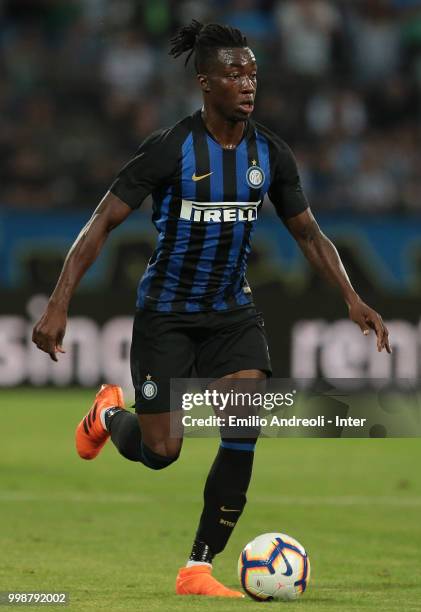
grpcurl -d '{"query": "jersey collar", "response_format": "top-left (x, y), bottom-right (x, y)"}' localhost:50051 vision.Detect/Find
top-left (193, 109), bottom-right (254, 150)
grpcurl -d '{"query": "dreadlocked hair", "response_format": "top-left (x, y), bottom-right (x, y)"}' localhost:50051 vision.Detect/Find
top-left (169, 20), bottom-right (248, 72)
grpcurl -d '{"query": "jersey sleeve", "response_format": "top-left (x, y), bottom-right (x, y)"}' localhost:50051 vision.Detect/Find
top-left (267, 141), bottom-right (309, 220)
top-left (109, 128), bottom-right (174, 209)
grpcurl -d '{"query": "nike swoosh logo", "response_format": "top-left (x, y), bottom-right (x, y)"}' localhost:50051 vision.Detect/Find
top-left (280, 551), bottom-right (293, 576)
top-left (220, 506), bottom-right (240, 512)
top-left (192, 172), bottom-right (213, 182)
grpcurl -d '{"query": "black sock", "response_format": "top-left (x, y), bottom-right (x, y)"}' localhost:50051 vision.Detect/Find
top-left (140, 441), bottom-right (179, 470)
top-left (106, 410), bottom-right (180, 470)
top-left (190, 439), bottom-right (256, 560)
top-left (107, 410), bottom-right (143, 462)
top-left (189, 540), bottom-right (213, 564)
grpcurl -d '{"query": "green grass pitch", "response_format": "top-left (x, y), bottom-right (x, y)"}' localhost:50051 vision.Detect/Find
top-left (1, 388), bottom-right (420, 611)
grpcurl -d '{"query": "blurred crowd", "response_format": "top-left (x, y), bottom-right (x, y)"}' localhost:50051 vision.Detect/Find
top-left (1, 0), bottom-right (421, 213)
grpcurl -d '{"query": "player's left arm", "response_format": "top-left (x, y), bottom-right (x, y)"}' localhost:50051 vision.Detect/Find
top-left (284, 208), bottom-right (391, 353)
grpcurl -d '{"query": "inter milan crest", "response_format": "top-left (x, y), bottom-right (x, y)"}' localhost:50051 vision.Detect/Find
top-left (141, 374), bottom-right (158, 400)
top-left (246, 159), bottom-right (265, 189)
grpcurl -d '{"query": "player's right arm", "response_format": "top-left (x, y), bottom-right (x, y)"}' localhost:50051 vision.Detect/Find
top-left (32, 192), bottom-right (132, 361)
top-left (33, 126), bottom-right (178, 361)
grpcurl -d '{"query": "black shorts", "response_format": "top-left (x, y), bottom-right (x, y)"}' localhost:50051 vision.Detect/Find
top-left (130, 306), bottom-right (272, 414)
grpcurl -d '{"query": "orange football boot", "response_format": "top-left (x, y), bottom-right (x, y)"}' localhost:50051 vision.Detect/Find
top-left (75, 384), bottom-right (125, 460)
top-left (176, 566), bottom-right (244, 598)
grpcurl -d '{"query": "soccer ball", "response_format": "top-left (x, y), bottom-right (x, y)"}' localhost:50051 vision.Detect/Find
top-left (238, 532), bottom-right (310, 601)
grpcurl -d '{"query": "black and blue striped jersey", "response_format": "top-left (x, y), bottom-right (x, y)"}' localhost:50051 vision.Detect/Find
top-left (110, 110), bottom-right (308, 312)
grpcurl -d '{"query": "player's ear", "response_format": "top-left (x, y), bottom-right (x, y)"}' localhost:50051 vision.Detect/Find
top-left (197, 74), bottom-right (210, 93)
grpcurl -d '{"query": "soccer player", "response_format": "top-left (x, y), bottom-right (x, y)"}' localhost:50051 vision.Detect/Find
top-left (32, 21), bottom-right (391, 598)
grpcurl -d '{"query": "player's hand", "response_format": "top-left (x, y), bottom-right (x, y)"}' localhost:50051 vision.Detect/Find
top-left (348, 298), bottom-right (391, 353)
top-left (32, 306), bottom-right (67, 362)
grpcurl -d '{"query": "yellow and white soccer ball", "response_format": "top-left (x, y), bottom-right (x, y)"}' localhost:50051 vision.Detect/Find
top-left (238, 532), bottom-right (310, 601)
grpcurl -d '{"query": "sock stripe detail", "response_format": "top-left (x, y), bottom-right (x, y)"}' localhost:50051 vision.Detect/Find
top-left (220, 441), bottom-right (255, 452)
top-left (92, 404), bottom-right (97, 421)
top-left (87, 411), bottom-right (92, 428)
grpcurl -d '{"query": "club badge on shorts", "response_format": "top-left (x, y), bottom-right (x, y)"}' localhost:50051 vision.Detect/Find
top-left (246, 159), bottom-right (265, 189)
top-left (142, 374), bottom-right (158, 400)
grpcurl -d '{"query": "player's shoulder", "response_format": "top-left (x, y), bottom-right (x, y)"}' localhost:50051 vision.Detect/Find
top-left (252, 120), bottom-right (293, 158)
top-left (139, 115), bottom-right (194, 151)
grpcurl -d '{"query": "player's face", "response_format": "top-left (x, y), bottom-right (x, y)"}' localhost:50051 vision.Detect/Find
top-left (201, 47), bottom-right (257, 121)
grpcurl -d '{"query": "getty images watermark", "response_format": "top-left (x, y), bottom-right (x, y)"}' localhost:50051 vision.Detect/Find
top-left (181, 388), bottom-right (296, 411)
top-left (169, 378), bottom-right (421, 438)
top-left (180, 388), bottom-right (299, 429)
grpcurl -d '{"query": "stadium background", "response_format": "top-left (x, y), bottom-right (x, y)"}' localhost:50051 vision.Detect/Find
top-left (1, 2), bottom-right (421, 611)
top-left (1, 0), bottom-right (421, 388)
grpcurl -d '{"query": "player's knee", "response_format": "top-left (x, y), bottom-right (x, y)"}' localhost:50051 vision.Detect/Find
top-left (140, 439), bottom-right (181, 470)
top-left (143, 435), bottom-right (182, 457)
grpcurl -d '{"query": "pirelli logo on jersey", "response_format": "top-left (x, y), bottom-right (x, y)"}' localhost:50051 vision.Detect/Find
top-left (179, 199), bottom-right (260, 223)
